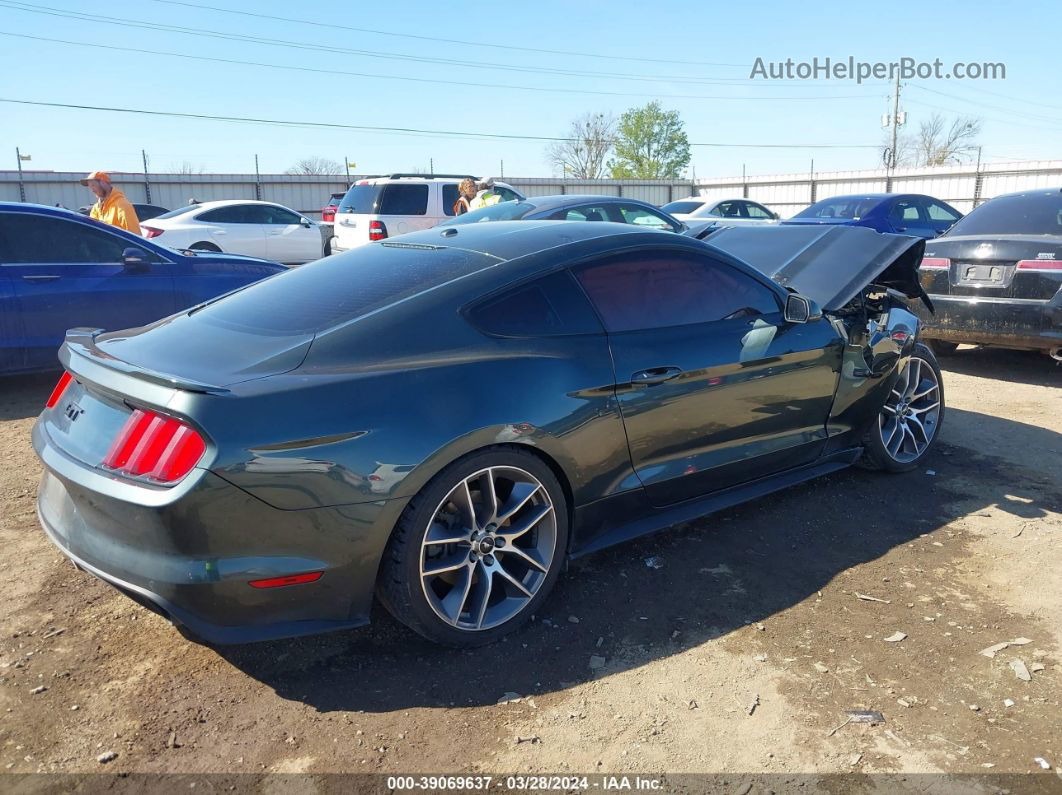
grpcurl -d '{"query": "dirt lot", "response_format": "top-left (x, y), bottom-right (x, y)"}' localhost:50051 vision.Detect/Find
top-left (0, 347), bottom-right (1059, 787)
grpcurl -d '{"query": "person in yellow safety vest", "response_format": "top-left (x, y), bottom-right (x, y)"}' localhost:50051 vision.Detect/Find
top-left (80, 171), bottom-right (141, 235)
top-left (468, 178), bottom-right (502, 211)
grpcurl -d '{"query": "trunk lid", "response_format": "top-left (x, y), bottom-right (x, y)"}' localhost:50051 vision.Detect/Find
top-left (921, 235), bottom-right (1062, 300)
top-left (705, 225), bottom-right (929, 312)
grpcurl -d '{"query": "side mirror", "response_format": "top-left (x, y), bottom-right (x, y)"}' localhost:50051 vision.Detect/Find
top-left (784, 293), bottom-right (822, 324)
top-left (122, 247), bottom-right (150, 269)
top-left (772, 211), bottom-right (781, 220)
top-left (301, 218), bottom-right (313, 228)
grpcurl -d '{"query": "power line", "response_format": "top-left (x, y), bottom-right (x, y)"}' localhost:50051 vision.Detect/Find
top-left (0, 1), bottom-right (753, 87)
top-left (148, 0), bottom-right (745, 68)
top-left (0, 98), bottom-right (884, 149)
top-left (905, 98), bottom-right (1062, 135)
top-left (0, 32), bottom-right (879, 104)
top-left (0, 1), bottom-right (883, 89)
top-left (907, 84), bottom-right (1062, 125)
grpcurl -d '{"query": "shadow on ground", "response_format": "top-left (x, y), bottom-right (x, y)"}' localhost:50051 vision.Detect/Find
top-left (0, 373), bottom-right (56, 421)
top-left (937, 345), bottom-right (1060, 387)
top-left (216, 409), bottom-right (1062, 714)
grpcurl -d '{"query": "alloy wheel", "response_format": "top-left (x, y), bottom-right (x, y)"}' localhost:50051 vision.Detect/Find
top-left (878, 355), bottom-right (942, 463)
top-left (419, 466), bottom-right (557, 631)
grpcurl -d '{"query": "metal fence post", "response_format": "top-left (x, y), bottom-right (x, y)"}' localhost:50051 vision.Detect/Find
top-left (972, 147), bottom-right (984, 208)
top-left (15, 147), bottom-right (26, 203)
top-left (142, 149), bottom-right (152, 204)
top-left (254, 154), bottom-right (262, 201)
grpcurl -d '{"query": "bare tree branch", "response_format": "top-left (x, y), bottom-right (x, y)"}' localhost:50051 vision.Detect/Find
top-left (546, 112), bottom-right (616, 179)
top-left (285, 156), bottom-right (343, 175)
top-left (916, 114), bottom-right (982, 166)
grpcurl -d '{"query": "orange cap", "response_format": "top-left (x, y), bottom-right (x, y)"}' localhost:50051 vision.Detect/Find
top-left (80, 170), bottom-right (111, 186)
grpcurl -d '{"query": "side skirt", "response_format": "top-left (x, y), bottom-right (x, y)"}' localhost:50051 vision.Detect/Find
top-left (570, 447), bottom-right (863, 559)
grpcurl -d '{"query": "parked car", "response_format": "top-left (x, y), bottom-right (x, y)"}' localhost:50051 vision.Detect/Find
top-left (140, 200), bottom-right (325, 264)
top-left (912, 188), bottom-right (1062, 359)
top-left (32, 220), bottom-right (942, 646)
top-left (0, 203), bottom-right (286, 375)
top-left (438, 195), bottom-right (692, 235)
top-left (784, 194), bottom-right (962, 239)
top-left (331, 174), bottom-right (525, 251)
top-left (321, 192), bottom-right (345, 224)
top-left (661, 197), bottom-right (779, 223)
top-left (78, 203), bottom-right (170, 222)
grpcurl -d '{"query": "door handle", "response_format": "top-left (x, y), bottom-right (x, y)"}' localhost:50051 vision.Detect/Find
top-left (630, 366), bottom-right (683, 386)
top-left (21, 274), bottom-right (61, 282)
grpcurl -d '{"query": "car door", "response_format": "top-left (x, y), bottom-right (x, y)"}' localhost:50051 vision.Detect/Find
top-left (920, 198), bottom-right (962, 237)
top-left (0, 247), bottom-right (21, 373)
top-left (263, 205), bottom-right (319, 264)
top-left (195, 205), bottom-right (269, 258)
top-left (573, 248), bottom-right (842, 507)
top-left (0, 211), bottom-right (175, 370)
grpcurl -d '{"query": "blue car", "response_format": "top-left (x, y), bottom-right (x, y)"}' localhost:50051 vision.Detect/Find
top-left (783, 193), bottom-right (963, 239)
top-left (0, 203), bottom-right (287, 375)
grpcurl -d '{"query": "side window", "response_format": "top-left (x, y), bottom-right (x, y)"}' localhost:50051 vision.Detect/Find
top-left (494, 187), bottom-right (520, 203)
top-left (925, 201), bottom-right (960, 223)
top-left (442, 184), bottom-right (460, 216)
top-left (378, 184), bottom-right (429, 216)
top-left (617, 205), bottom-right (678, 231)
top-left (553, 204), bottom-right (612, 222)
top-left (713, 201), bottom-right (740, 218)
top-left (0, 214), bottom-right (127, 263)
top-left (467, 270), bottom-right (602, 337)
top-left (744, 202), bottom-right (774, 219)
top-left (265, 206), bottom-right (303, 225)
top-left (198, 206), bottom-right (250, 224)
top-left (574, 252), bottom-right (780, 332)
top-left (889, 200), bottom-right (924, 226)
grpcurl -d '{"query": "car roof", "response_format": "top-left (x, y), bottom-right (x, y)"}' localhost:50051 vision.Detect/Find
top-left (0, 201), bottom-right (86, 218)
top-left (519, 194), bottom-right (659, 212)
top-left (981, 187), bottom-right (1062, 201)
top-left (184, 199), bottom-right (290, 209)
top-left (389, 219), bottom-right (681, 263)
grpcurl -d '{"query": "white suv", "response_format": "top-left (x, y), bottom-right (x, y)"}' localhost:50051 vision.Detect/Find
top-left (331, 174), bottom-right (525, 252)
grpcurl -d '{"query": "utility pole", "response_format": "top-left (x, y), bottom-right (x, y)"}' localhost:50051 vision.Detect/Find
top-left (15, 147), bottom-right (28, 202)
top-left (142, 149), bottom-right (152, 204)
top-left (500, 160), bottom-right (504, 178)
top-left (254, 154), bottom-right (262, 200)
top-left (344, 155), bottom-right (350, 183)
top-left (429, 157), bottom-right (434, 175)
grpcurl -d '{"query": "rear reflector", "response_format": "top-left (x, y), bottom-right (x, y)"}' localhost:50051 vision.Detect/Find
top-left (45, 372), bottom-right (73, 408)
top-left (1016, 259), bottom-right (1062, 271)
top-left (369, 220), bottom-right (388, 241)
top-left (248, 572), bottom-right (323, 589)
top-left (102, 408), bottom-right (206, 483)
top-left (920, 257), bottom-right (951, 270)
top-left (142, 226), bottom-right (164, 238)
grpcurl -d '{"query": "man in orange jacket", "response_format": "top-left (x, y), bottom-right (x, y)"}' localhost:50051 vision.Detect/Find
top-left (80, 171), bottom-right (141, 235)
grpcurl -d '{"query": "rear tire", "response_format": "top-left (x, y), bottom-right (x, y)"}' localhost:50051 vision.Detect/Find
top-left (857, 342), bottom-right (945, 473)
top-left (190, 241), bottom-right (221, 252)
top-left (377, 447), bottom-right (568, 647)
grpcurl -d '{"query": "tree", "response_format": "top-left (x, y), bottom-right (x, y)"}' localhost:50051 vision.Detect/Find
top-left (608, 102), bottom-right (691, 179)
top-left (914, 113), bottom-right (982, 166)
top-left (888, 113), bottom-right (982, 168)
top-left (285, 156), bottom-right (343, 175)
top-left (546, 112), bottom-right (616, 179)
top-left (169, 161), bottom-right (204, 175)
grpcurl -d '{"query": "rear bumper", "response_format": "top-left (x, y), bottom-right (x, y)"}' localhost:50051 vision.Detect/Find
top-left (916, 294), bottom-right (1062, 351)
top-left (33, 421), bottom-right (407, 644)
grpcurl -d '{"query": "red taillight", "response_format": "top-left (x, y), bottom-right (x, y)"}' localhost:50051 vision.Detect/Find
top-left (142, 226), bottom-right (164, 239)
top-left (45, 372), bottom-right (73, 408)
top-left (322, 207), bottom-right (336, 222)
top-left (920, 257), bottom-right (951, 270)
top-left (102, 408), bottom-right (206, 483)
top-left (248, 572), bottom-right (323, 589)
top-left (368, 220), bottom-right (388, 241)
top-left (1016, 259), bottom-right (1062, 271)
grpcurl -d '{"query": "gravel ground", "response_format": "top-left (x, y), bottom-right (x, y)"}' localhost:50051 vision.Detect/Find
top-left (0, 347), bottom-right (1059, 788)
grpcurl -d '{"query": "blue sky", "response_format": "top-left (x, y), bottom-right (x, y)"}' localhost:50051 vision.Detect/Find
top-left (1, 0), bottom-right (1059, 179)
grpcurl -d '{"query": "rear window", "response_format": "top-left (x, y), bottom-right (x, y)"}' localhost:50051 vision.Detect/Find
top-left (795, 197), bottom-right (881, 220)
top-left (154, 204), bottom-right (203, 220)
top-left (945, 193), bottom-right (1062, 237)
top-left (467, 271), bottom-right (602, 337)
top-left (378, 184), bottom-right (429, 216)
top-left (661, 201), bottom-right (703, 214)
top-left (338, 184), bottom-right (381, 214)
top-left (193, 243), bottom-right (495, 335)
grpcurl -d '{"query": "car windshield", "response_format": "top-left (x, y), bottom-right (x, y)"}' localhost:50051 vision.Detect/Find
top-left (192, 242), bottom-right (496, 334)
top-left (438, 201), bottom-right (536, 226)
top-left (661, 201), bottom-right (704, 214)
top-left (794, 197), bottom-right (881, 220)
top-left (154, 205), bottom-right (203, 220)
top-left (945, 193), bottom-right (1062, 236)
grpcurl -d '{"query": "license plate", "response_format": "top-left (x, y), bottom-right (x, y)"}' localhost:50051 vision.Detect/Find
top-left (957, 263), bottom-right (1004, 283)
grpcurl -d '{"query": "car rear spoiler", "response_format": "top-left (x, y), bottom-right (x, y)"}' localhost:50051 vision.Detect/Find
top-left (61, 328), bottom-right (231, 396)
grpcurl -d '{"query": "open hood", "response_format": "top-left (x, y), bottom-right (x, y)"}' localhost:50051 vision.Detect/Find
top-left (705, 225), bottom-right (931, 312)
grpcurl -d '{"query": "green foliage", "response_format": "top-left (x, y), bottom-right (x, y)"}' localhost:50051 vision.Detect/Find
top-left (609, 102), bottom-right (691, 179)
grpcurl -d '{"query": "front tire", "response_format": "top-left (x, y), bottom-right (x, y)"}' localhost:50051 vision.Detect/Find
top-left (189, 241), bottom-right (222, 253)
top-left (857, 342), bottom-right (945, 472)
top-left (377, 447), bottom-right (568, 646)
